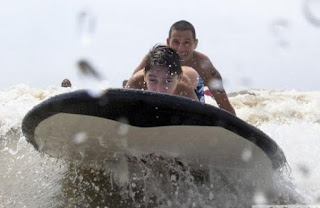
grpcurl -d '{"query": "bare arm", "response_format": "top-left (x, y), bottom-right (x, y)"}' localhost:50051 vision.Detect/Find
top-left (175, 78), bottom-right (199, 101)
top-left (132, 55), bottom-right (148, 75)
top-left (124, 70), bottom-right (146, 90)
top-left (122, 55), bottom-right (148, 88)
top-left (182, 66), bottom-right (199, 89)
top-left (200, 59), bottom-right (236, 115)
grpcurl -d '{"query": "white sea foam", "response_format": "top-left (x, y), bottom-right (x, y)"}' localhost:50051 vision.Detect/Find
top-left (206, 88), bottom-right (320, 204)
top-left (1, 85), bottom-right (320, 206)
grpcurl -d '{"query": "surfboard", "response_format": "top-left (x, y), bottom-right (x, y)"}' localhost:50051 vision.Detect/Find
top-left (22, 88), bottom-right (286, 172)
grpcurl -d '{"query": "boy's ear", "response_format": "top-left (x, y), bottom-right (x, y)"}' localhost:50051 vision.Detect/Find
top-left (194, 39), bottom-right (198, 49)
top-left (143, 69), bottom-right (147, 82)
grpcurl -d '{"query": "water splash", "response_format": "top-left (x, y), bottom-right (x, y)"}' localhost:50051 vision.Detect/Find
top-left (241, 148), bottom-right (253, 162)
top-left (77, 59), bottom-right (103, 81)
top-left (209, 79), bottom-right (223, 91)
top-left (76, 59), bottom-right (109, 97)
top-left (1, 86), bottom-right (320, 206)
top-left (253, 190), bottom-right (267, 205)
top-left (116, 117), bottom-right (130, 137)
top-left (72, 132), bottom-right (88, 144)
top-left (239, 77), bottom-right (253, 88)
top-left (118, 124), bottom-right (129, 136)
top-left (297, 163), bottom-right (310, 178)
top-left (270, 19), bottom-right (291, 52)
top-left (303, 0), bottom-right (320, 27)
top-left (77, 9), bottom-right (97, 47)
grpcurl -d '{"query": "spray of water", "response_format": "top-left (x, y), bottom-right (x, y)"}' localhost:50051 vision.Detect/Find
top-left (303, 0), bottom-right (320, 27)
top-left (77, 9), bottom-right (97, 47)
top-left (270, 19), bottom-right (291, 53)
top-left (2, 86), bottom-right (318, 207)
top-left (76, 59), bottom-right (109, 97)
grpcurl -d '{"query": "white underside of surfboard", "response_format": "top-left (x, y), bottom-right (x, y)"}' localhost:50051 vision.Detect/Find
top-left (34, 113), bottom-right (273, 173)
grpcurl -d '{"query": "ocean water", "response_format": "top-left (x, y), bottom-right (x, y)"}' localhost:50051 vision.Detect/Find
top-left (1, 84), bottom-right (320, 207)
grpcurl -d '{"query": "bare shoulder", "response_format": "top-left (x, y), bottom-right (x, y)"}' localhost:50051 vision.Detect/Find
top-left (193, 51), bottom-right (222, 82)
top-left (175, 78), bottom-right (198, 101)
top-left (182, 66), bottom-right (198, 73)
top-left (182, 66), bottom-right (198, 78)
top-left (193, 51), bottom-right (210, 61)
top-left (181, 66), bottom-right (199, 88)
top-left (133, 54), bottom-right (148, 75)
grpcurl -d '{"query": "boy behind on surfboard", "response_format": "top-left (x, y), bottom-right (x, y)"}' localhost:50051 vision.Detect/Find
top-left (125, 45), bottom-right (204, 102)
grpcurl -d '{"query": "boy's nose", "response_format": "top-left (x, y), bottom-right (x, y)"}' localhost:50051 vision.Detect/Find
top-left (177, 44), bottom-right (185, 52)
top-left (155, 84), bottom-right (167, 93)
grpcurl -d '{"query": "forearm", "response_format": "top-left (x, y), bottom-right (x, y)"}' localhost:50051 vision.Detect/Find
top-left (125, 73), bottom-right (146, 90)
top-left (133, 55), bottom-right (147, 75)
top-left (210, 90), bottom-right (236, 115)
top-left (175, 82), bottom-right (199, 101)
top-left (133, 66), bottom-right (143, 75)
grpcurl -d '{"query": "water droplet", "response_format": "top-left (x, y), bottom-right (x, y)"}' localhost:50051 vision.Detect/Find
top-left (241, 148), bottom-right (252, 162)
top-left (170, 174), bottom-right (177, 182)
top-left (303, 0), bottom-right (320, 27)
top-left (209, 79), bottom-right (223, 90)
top-left (77, 59), bottom-right (104, 81)
top-left (209, 191), bottom-right (214, 200)
top-left (297, 163), bottom-right (310, 177)
top-left (254, 191), bottom-right (267, 205)
top-left (72, 132), bottom-right (88, 144)
top-left (270, 19), bottom-right (291, 51)
top-left (118, 124), bottom-right (129, 136)
top-left (77, 9), bottom-right (97, 47)
top-left (76, 59), bottom-right (109, 97)
top-left (117, 117), bottom-right (129, 136)
top-left (117, 117), bottom-right (129, 124)
top-left (94, 185), bottom-right (100, 191)
top-left (239, 77), bottom-right (253, 87)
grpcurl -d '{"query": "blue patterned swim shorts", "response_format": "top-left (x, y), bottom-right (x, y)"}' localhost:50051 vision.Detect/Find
top-left (195, 76), bottom-right (205, 103)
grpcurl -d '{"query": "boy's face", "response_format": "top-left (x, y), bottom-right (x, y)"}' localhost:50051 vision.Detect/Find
top-left (167, 29), bottom-right (198, 63)
top-left (144, 67), bottom-right (181, 95)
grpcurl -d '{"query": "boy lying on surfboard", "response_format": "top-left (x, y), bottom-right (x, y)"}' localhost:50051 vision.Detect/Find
top-left (125, 45), bottom-right (205, 103)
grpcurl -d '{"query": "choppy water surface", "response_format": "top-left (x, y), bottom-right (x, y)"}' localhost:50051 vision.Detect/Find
top-left (1, 85), bottom-right (320, 207)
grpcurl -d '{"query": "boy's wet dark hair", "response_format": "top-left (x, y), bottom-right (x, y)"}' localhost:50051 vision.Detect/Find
top-left (145, 45), bottom-right (182, 75)
top-left (169, 20), bottom-right (196, 40)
